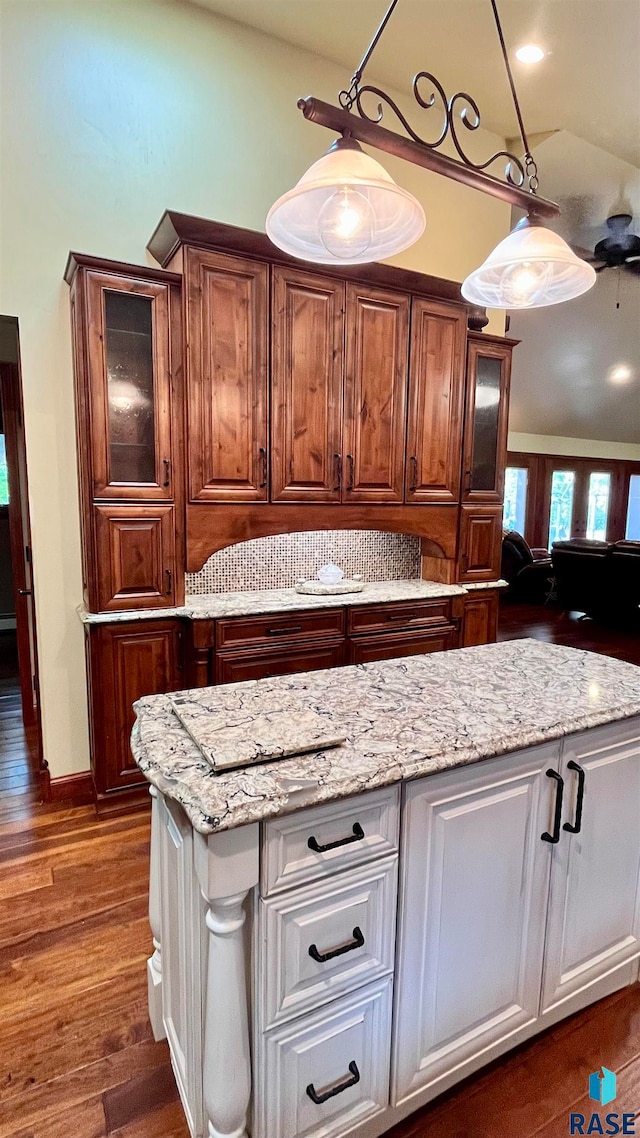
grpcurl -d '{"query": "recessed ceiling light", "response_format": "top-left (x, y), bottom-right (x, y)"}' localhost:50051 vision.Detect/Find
top-left (515, 44), bottom-right (545, 63)
top-left (608, 363), bottom-right (634, 384)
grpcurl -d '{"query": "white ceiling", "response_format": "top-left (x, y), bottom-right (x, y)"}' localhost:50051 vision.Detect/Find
top-left (189, 0), bottom-right (640, 168)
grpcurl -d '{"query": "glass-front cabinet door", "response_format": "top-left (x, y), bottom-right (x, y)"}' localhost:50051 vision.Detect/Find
top-left (462, 338), bottom-right (512, 504)
top-left (86, 272), bottom-right (174, 499)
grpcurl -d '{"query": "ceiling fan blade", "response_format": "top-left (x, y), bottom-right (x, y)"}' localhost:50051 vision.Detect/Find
top-left (624, 259), bottom-right (640, 275)
top-left (595, 264), bottom-right (609, 273)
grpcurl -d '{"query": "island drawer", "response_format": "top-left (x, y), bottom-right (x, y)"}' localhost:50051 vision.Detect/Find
top-left (259, 856), bottom-right (398, 1029)
top-left (216, 609), bottom-right (345, 650)
top-left (261, 786), bottom-right (400, 897)
top-left (347, 598), bottom-right (452, 636)
top-left (256, 977), bottom-right (392, 1138)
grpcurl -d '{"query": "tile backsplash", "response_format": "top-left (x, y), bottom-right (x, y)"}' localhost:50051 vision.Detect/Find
top-left (185, 530), bottom-right (422, 595)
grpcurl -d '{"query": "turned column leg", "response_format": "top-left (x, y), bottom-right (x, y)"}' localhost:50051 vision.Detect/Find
top-left (195, 825), bottom-right (259, 1138)
top-left (203, 892), bottom-right (252, 1138)
top-left (147, 785), bottom-right (166, 1041)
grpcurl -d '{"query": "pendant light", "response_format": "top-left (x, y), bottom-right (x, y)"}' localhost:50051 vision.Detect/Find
top-left (461, 216), bottom-right (597, 309)
top-left (266, 136), bottom-right (426, 265)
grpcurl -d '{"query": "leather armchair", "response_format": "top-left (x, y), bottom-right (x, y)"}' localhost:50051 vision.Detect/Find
top-left (501, 531), bottom-right (553, 602)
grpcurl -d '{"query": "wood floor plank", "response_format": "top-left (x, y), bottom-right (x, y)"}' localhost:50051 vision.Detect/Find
top-left (109, 1099), bottom-right (189, 1138)
top-left (10, 1093), bottom-right (107, 1138)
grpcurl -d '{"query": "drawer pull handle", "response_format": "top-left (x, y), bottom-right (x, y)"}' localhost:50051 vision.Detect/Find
top-left (309, 926), bottom-right (365, 963)
top-left (266, 624), bottom-right (303, 636)
top-left (308, 822), bottom-right (364, 854)
top-left (541, 769), bottom-right (564, 844)
top-left (563, 761), bottom-right (586, 835)
top-left (306, 1061), bottom-right (360, 1105)
top-left (385, 612), bottom-right (412, 622)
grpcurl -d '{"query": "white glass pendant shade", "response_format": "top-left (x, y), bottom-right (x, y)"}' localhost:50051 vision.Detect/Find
top-left (266, 137), bottom-right (426, 265)
top-left (461, 218), bottom-right (597, 309)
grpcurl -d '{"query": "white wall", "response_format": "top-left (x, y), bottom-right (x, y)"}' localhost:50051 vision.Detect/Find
top-left (0, 0), bottom-right (510, 779)
top-left (508, 432), bottom-right (640, 461)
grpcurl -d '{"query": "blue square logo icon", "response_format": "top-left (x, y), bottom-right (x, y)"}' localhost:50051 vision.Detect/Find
top-left (589, 1067), bottom-right (617, 1106)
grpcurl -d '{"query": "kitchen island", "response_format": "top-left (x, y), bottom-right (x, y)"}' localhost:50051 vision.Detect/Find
top-left (133, 639), bottom-right (640, 1138)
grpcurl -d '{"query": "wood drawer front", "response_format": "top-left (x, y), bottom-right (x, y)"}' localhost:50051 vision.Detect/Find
top-left (215, 641), bottom-right (345, 685)
top-left (260, 857), bottom-right (398, 1029)
top-left (257, 978), bottom-right (392, 1138)
top-left (216, 608), bottom-right (345, 650)
top-left (348, 625), bottom-right (457, 666)
top-left (94, 504), bottom-right (176, 610)
top-left (347, 599), bottom-right (452, 636)
top-left (262, 786), bottom-right (400, 897)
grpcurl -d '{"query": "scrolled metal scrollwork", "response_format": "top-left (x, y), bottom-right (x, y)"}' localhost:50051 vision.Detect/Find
top-left (338, 67), bottom-right (538, 193)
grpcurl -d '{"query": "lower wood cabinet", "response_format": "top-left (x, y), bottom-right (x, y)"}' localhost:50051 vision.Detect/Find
top-left (87, 619), bottom-right (183, 795)
top-left (348, 626), bottom-right (457, 665)
top-left (94, 504), bottom-right (177, 610)
top-left (458, 505), bottom-right (503, 583)
top-left (215, 641), bottom-right (345, 684)
top-left (460, 590), bottom-right (499, 647)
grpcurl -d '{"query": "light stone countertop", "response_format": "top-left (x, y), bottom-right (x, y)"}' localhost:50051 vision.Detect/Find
top-left (132, 638), bottom-right (640, 835)
top-left (78, 579), bottom-right (507, 625)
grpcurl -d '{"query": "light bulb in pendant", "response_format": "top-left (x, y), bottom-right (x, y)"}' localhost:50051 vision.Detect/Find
top-left (318, 187), bottom-right (375, 259)
top-left (500, 260), bottom-right (552, 307)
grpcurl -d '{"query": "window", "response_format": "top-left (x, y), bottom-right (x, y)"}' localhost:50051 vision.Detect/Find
top-left (0, 435), bottom-right (8, 506)
top-left (626, 475), bottom-right (640, 540)
top-left (548, 470), bottom-right (575, 545)
top-left (503, 467), bottom-right (528, 534)
top-left (586, 472), bottom-right (611, 540)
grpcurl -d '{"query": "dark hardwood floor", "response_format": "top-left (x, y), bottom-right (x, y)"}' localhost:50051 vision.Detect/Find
top-left (0, 631), bottom-right (40, 819)
top-left (0, 606), bottom-right (638, 1136)
top-left (498, 599), bottom-right (640, 667)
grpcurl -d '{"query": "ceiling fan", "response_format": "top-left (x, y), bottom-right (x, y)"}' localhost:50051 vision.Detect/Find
top-left (575, 213), bottom-right (640, 275)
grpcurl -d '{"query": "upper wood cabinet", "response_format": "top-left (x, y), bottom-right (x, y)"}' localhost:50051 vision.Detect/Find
top-left (462, 336), bottom-right (513, 504)
top-left (458, 505), bottom-right (503, 583)
top-left (80, 270), bottom-right (178, 500)
top-left (185, 249), bottom-right (268, 503)
top-left (94, 504), bottom-right (177, 611)
top-left (343, 284), bottom-right (410, 503)
top-left (271, 268), bottom-right (344, 503)
top-left (405, 299), bottom-right (467, 503)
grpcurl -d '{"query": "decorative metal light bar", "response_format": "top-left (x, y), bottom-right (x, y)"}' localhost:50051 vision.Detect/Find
top-left (266, 0), bottom-right (596, 309)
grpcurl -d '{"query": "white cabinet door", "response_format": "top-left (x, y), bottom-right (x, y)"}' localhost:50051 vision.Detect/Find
top-left (393, 745), bottom-right (559, 1106)
top-left (541, 718), bottom-right (640, 1015)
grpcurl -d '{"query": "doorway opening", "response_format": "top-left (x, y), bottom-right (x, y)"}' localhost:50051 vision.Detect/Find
top-left (0, 317), bottom-right (44, 816)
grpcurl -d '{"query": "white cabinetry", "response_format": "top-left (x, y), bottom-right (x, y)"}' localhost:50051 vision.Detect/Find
top-left (393, 745), bottom-right (558, 1106)
top-left (541, 718), bottom-right (640, 1015)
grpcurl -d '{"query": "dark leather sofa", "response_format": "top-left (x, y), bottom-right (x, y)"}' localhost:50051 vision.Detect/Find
top-left (551, 539), bottom-right (640, 625)
top-left (501, 531), bottom-right (553, 602)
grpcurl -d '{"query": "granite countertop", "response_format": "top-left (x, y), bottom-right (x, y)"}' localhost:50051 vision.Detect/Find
top-left (132, 638), bottom-right (640, 835)
top-left (78, 578), bottom-right (508, 624)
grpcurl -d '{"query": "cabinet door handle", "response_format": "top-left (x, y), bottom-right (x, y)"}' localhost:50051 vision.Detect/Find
top-left (334, 452), bottom-right (342, 492)
top-left (346, 454), bottom-right (354, 492)
top-left (308, 822), bottom-right (364, 853)
top-left (266, 624), bottom-right (303, 636)
top-left (308, 926), bottom-right (365, 963)
top-left (306, 1061), bottom-right (360, 1105)
top-left (461, 553), bottom-right (469, 573)
top-left (18, 588), bottom-right (32, 596)
top-left (258, 447), bottom-right (267, 488)
top-left (162, 458), bottom-right (171, 488)
top-left (165, 569), bottom-right (173, 596)
top-left (541, 769), bottom-right (564, 844)
top-left (409, 455), bottom-right (418, 492)
top-left (563, 761), bottom-right (585, 834)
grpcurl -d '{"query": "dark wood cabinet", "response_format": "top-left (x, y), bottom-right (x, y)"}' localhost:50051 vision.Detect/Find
top-left (94, 504), bottom-right (177, 610)
top-left (458, 505), bottom-right (503, 583)
top-left (343, 284), bottom-right (409, 502)
top-left (185, 248), bottom-right (268, 503)
top-left (462, 336), bottom-right (513, 505)
top-left (66, 254), bottom-right (184, 614)
top-left (271, 267), bottom-right (344, 502)
top-left (348, 625), bottom-right (457, 664)
top-left (87, 620), bottom-right (183, 795)
top-left (460, 590), bottom-right (500, 647)
top-left (405, 299), bottom-right (467, 503)
top-left (216, 641), bottom-right (345, 684)
top-left (82, 270), bottom-right (177, 500)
